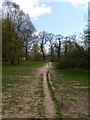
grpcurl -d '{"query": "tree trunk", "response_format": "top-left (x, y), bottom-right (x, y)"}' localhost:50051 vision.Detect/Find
top-left (13, 46), bottom-right (16, 63)
top-left (42, 51), bottom-right (46, 62)
top-left (51, 44), bottom-right (53, 62)
top-left (41, 44), bottom-right (45, 61)
top-left (25, 45), bottom-right (28, 60)
top-left (17, 56), bottom-right (20, 65)
top-left (10, 57), bottom-right (15, 64)
top-left (58, 40), bottom-right (61, 59)
top-left (64, 41), bottom-right (68, 54)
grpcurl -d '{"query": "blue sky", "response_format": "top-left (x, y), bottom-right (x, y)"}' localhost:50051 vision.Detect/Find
top-left (11, 0), bottom-right (88, 36)
top-left (31, 2), bottom-right (87, 36)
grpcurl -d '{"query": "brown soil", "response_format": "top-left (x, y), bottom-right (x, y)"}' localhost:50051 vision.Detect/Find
top-left (37, 63), bottom-right (57, 118)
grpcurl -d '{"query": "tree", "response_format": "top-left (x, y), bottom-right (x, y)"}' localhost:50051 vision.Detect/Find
top-left (58, 34), bottom-right (88, 69)
top-left (2, 1), bottom-right (24, 64)
top-left (46, 33), bottom-right (55, 61)
top-left (63, 36), bottom-right (69, 54)
top-left (55, 34), bottom-right (63, 60)
top-left (2, 1), bottom-right (35, 64)
top-left (38, 31), bottom-right (48, 61)
top-left (62, 35), bottom-right (76, 54)
top-left (31, 43), bottom-right (41, 61)
top-left (21, 14), bottom-right (35, 60)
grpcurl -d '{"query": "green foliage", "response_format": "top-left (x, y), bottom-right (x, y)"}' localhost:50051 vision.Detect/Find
top-left (58, 45), bottom-right (88, 69)
top-left (58, 53), bottom-right (75, 68)
top-left (2, 1), bottom-right (35, 64)
top-left (31, 43), bottom-right (42, 61)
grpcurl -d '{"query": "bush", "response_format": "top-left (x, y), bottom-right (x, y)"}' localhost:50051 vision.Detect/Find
top-left (58, 53), bottom-right (75, 69)
top-left (58, 51), bottom-right (88, 69)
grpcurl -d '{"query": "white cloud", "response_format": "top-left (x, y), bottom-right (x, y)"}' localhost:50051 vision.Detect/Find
top-left (12, 0), bottom-right (51, 20)
top-left (29, 4), bottom-right (51, 20)
top-left (3, 0), bottom-right (89, 20)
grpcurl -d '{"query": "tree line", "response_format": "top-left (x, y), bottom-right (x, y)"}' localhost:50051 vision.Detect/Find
top-left (2, 1), bottom-right (35, 64)
top-left (2, 1), bottom-right (89, 69)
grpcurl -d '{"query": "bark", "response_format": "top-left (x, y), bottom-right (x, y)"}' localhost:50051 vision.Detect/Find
top-left (41, 43), bottom-right (46, 61)
top-left (25, 45), bottom-right (28, 60)
top-left (17, 56), bottom-right (20, 64)
top-left (57, 40), bottom-right (61, 59)
top-left (10, 57), bottom-right (15, 64)
top-left (65, 44), bottom-right (68, 53)
top-left (51, 44), bottom-right (53, 62)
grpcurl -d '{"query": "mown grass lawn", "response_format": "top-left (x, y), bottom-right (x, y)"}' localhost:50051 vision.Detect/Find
top-left (2, 61), bottom-right (46, 118)
top-left (51, 62), bottom-right (88, 118)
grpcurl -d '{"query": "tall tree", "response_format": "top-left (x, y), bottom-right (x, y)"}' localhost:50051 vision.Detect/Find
top-left (46, 33), bottom-right (55, 61)
top-left (2, 1), bottom-right (23, 64)
top-left (38, 31), bottom-right (48, 61)
top-left (2, 1), bottom-right (35, 64)
top-left (21, 14), bottom-right (35, 60)
top-left (55, 34), bottom-right (63, 60)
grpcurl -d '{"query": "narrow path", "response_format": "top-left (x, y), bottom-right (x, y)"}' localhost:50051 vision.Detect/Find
top-left (37, 63), bottom-right (56, 118)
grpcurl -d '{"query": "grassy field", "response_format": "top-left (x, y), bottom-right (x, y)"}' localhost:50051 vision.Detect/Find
top-left (51, 62), bottom-right (88, 118)
top-left (2, 61), bottom-right (89, 118)
top-left (2, 61), bottom-right (45, 91)
top-left (2, 61), bottom-right (46, 118)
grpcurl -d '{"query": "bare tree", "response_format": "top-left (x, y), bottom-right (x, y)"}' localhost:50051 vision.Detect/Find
top-left (55, 34), bottom-right (63, 59)
top-left (38, 31), bottom-right (48, 61)
top-left (46, 33), bottom-right (55, 61)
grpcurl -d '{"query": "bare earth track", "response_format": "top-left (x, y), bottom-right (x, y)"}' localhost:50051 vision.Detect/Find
top-left (37, 63), bottom-right (57, 118)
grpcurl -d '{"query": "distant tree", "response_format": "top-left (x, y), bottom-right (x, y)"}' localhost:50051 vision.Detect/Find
top-left (58, 34), bottom-right (88, 69)
top-left (46, 33), bottom-right (55, 61)
top-left (38, 31), bottom-right (48, 61)
top-left (31, 43), bottom-right (41, 60)
top-left (83, 28), bottom-right (90, 50)
top-left (62, 35), bottom-right (76, 54)
top-left (55, 34), bottom-right (63, 60)
top-left (63, 36), bottom-right (70, 54)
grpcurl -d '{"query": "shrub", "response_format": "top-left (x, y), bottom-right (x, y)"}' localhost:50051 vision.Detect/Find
top-left (58, 51), bottom-right (88, 69)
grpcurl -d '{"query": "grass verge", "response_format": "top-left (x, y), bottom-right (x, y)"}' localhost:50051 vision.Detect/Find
top-left (37, 74), bottom-right (45, 117)
top-left (46, 71), bottom-right (62, 119)
top-left (51, 62), bottom-right (88, 118)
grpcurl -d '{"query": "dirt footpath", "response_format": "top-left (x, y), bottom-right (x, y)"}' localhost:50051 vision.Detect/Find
top-left (37, 63), bottom-right (57, 118)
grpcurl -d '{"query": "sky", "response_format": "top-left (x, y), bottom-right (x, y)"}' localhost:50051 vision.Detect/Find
top-left (2, 0), bottom-right (89, 36)
top-left (31, 2), bottom-right (88, 36)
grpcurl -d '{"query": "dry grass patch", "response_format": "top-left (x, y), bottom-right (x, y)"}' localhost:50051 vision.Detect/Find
top-left (2, 70), bottom-right (45, 118)
top-left (50, 68), bottom-right (88, 118)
